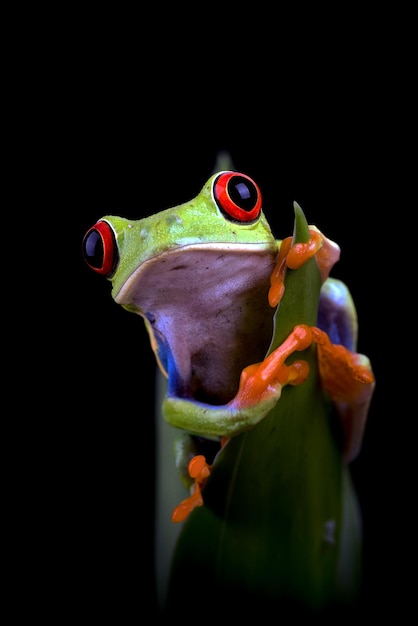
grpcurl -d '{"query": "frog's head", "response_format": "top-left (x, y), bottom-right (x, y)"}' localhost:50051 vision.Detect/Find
top-left (82, 171), bottom-right (279, 405)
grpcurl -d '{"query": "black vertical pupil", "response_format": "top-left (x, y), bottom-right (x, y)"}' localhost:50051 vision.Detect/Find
top-left (228, 176), bottom-right (257, 212)
top-left (84, 230), bottom-right (104, 269)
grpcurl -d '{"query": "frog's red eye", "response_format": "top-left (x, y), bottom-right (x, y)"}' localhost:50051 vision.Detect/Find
top-left (82, 220), bottom-right (118, 277)
top-left (213, 172), bottom-right (262, 222)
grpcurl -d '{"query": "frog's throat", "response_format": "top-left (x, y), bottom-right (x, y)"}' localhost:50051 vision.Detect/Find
top-left (116, 243), bottom-right (278, 405)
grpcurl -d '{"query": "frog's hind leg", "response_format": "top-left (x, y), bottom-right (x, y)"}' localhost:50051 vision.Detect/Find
top-left (317, 278), bottom-right (358, 352)
top-left (315, 278), bottom-right (375, 462)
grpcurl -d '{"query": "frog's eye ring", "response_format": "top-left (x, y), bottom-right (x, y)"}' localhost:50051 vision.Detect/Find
top-left (82, 220), bottom-right (118, 277)
top-left (213, 172), bottom-right (262, 222)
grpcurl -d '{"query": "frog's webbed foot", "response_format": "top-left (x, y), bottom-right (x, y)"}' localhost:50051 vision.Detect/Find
top-left (172, 454), bottom-right (211, 523)
top-left (233, 322), bottom-right (375, 463)
top-left (269, 227), bottom-right (340, 308)
top-left (241, 310), bottom-right (375, 458)
top-left (230, 324), bottom-right (312, 409)
top-left (315, 278), bottom-right (375, 461)
top-left (311, 327), bottom-right (375, 462)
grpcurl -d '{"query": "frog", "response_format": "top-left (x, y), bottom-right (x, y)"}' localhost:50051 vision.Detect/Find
top-left (82, 170), bottom-right (375, 522)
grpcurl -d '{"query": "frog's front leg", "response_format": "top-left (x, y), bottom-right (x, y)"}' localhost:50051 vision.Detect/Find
top-left (167, 325), bottom-right (314, 523)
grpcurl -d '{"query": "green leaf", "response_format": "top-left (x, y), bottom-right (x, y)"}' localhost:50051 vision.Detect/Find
top-left (163, 204), bottom-right (362, 616)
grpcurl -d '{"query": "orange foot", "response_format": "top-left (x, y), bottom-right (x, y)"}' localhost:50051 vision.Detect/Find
top-left (269, 227), bottom-right (340, 307)
top-left (311, 326), bottom-right (375, 462)
top-left (171, 455), bottom-right (211, 523)
top-left (230, 324), bottom-right (313, 408)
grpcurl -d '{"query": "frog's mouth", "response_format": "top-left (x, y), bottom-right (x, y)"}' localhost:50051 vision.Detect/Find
top-left (117, 243), bottom-right (277, 406)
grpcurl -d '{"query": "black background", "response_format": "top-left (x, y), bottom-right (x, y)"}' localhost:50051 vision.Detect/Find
top-left (23, 18), bottom-right (413, 621)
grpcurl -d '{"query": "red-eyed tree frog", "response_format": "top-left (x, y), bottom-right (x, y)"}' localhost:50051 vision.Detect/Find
top-left (82, 170), bottom-right (375, 524)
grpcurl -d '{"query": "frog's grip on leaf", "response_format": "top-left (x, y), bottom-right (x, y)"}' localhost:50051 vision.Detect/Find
top-left (269, 226), bottom-right (341, 308)
top-left (171, 322), bottom-right (375, 522)
top-left (171, 227), bottom-right (375, 522)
